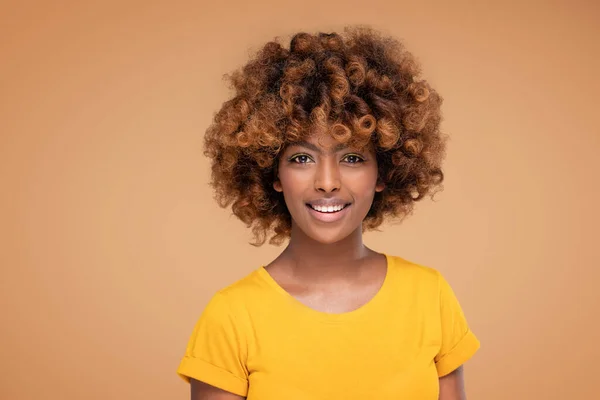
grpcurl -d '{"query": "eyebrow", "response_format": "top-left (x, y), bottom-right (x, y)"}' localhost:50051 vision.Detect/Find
top-left (289, 140), bottom-right (350, 154)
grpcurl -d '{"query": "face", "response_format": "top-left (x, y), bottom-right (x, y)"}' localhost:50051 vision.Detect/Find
top-left (273, 132), bottom-right (385, 245)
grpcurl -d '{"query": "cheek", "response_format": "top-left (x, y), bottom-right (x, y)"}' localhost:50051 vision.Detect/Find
top-left (346, 168), bottom-right (379, 193)
top-left (279, 164), bottom-right (312, 183)
top-left (278, 169), bottom-right (308, 196)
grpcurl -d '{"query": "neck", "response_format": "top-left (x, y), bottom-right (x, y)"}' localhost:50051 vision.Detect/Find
top-left (279, 223), bottom-right (372, 283)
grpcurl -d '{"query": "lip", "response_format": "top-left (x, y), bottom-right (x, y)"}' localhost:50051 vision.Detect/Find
top-left (306, 203), bottom-right (351, 223)
top-left (306, 197), bottom-right (351, 207)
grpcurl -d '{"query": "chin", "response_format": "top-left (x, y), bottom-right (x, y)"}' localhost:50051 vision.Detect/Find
top-left (302, 225), bottom-right (357, 245)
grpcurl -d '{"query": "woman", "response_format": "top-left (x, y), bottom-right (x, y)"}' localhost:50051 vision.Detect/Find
top-left (177, 26), bottom-right (480, 399)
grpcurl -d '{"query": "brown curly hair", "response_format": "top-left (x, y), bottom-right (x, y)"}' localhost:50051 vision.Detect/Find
top-left (203, 26), bottom-right (447, 246)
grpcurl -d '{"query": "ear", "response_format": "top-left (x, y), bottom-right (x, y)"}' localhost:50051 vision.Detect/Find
top-left (375, 181), bottom-right (385, 193)
top-left (272, 161), bottom-right (283, 192)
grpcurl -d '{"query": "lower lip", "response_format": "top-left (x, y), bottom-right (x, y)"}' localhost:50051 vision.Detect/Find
top-left (306, 204), bottom-right (351, 223)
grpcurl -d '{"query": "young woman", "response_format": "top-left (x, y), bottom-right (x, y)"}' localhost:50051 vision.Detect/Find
top-left (177, 26), bottom-right (480, 399)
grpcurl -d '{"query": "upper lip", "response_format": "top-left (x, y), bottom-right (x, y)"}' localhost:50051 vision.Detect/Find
top-left (306, 198), bottom-right (351, 207)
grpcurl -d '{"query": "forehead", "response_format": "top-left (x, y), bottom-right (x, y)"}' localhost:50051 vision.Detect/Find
top-left (287, 131), bottom-right (374, 153)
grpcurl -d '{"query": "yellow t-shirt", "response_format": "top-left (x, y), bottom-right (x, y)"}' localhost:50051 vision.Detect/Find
top-left (177, 254), bottom-right (480, 399)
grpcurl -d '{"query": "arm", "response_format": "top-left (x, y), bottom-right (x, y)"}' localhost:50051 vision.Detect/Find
top-left (434, 272), bottom-right (479, 398)
top-left (191, 378), bottom-right (246, 400)
top-left (438, 366), bottom-right (466, 400)
top-left (178, 293), bottom-right (250, 398)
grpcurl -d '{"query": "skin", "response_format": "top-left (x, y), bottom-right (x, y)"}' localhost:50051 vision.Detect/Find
top-left (190, 379), bottom-right (244, 400)
top-left (439, 366), bottom-right (466, 400)
top-left (191, 132), bottom-right (468, 399)
top-left (267, 132), bottom-right (387, 312)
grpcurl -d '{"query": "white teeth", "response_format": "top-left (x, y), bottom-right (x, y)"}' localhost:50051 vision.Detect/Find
top-left (310, 204), bottom-right (346, 213)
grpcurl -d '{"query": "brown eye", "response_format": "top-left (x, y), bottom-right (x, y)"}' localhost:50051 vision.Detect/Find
top-left (343, 154), bottom-right (365, 164)
top-left (289, 154), bottom-right (313, 164)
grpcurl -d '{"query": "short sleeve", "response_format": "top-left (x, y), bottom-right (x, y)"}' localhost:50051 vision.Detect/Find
top-left (176, 292), bottom-right (249, 397)
top-left (434, 272), bottom-right (480, 377)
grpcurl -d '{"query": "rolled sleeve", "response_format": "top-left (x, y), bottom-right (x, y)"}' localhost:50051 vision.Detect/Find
top-left (177, 355), bottom-right (248, 396)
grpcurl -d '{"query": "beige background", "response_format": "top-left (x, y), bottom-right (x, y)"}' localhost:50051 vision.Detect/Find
top-left (1, 0), bottom-right (599, 399)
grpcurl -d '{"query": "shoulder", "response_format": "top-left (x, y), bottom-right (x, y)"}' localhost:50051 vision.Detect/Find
top-left (386, 254), bottom-right (442, 283)
top-left (384, 253), bottom-right (455, 304)
top-left (204, 267), bottom-right (272, 313)
top-left (218, 267), bottom-right (268, 295)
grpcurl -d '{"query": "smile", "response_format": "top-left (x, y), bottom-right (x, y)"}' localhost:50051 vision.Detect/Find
top-left (305, 203), bottom-right (352, 223)
top-left (307, 203), bottom-right (349, 213)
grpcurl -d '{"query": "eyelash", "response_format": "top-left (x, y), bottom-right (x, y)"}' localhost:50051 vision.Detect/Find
top-left (287, 153), bottom-right (365, 164)
top-left (288, 154), bottom-right (312, 164)
top-left (343, 154), bottom-right (365, 164)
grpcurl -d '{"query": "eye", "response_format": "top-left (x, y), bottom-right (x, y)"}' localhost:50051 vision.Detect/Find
top-left (342, 154), bottom-right (365, 164)
top-left (288, 154), bottom-right (313, 164)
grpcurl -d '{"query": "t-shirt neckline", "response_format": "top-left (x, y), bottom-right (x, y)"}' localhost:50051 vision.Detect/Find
top-left (256, 253), bottom-right (393, 323)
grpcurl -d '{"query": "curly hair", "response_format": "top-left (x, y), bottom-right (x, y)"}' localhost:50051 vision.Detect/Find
top-left (203, 26), bottom-right (447, 246)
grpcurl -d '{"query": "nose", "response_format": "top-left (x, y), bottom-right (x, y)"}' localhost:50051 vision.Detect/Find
top-left (314, 159), bottom-right (341, 193)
